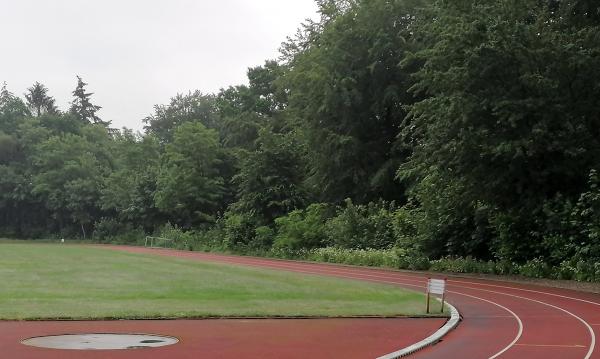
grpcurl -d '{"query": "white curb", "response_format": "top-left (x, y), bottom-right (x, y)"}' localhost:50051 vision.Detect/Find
top-left (376, 301), bottom-right (461, 359)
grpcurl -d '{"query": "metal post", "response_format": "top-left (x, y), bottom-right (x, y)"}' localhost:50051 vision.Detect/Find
top-left (441, 292), bottom-right (445, 313)
top-left (426, 278), bottom-right (431, 314)
top-left (440, 278), bottom-right (447, 313)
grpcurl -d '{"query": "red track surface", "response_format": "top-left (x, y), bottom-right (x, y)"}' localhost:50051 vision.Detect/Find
top-left (104, 246), bottom-right (600, 359)
top-left (1, 318), bottom-right (443, 359)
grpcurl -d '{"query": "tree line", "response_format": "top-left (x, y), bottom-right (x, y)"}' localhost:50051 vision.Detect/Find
top-left (1, 0), bottom-right (599, 278)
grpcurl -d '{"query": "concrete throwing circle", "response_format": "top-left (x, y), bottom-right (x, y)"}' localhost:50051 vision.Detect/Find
top-left (21, 333), bottom-right (179, 350)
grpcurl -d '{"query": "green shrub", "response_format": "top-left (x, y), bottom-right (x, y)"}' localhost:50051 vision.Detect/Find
top-left (155, 222), bottom-right (195, 249)
top-left (572, 260), bottom-right (600, 282)
top-left (306, 247), bottom-right (400, 268)
top-left (93, 218), bottom-right (125, 240)
top-left (518, 258), bottom-right (553, 279)
top-left (556, 260), bottom-right (577, 280)
top-left (430, 257), bottom-right (494, 274)
top-left (222, 212), bottom-right (259, 249)
top-left (493, 260), bottom-right (520, 276)
top-left (186, 227), bottom-right (227, 252)
top-left (395, 248), bottom-right (431, 271)
top-left (274, 204), bottom-right (331, 250)
top-left (93, 218), bottom-right (145, 244)
top-left (325, 199), bottom-right (396, 250)
top-left (571, 170), bottom-right (600, 261)
top-left (391, 205), bottom-right (422, 249)
top-left (254, 226), bottom-right (275, 248)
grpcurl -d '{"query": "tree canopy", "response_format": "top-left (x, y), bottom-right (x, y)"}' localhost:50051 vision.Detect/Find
top-left (1, 0), bottom-right (600, 277)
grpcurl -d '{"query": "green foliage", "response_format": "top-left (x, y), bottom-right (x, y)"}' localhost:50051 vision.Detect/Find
top-left (285, 0), bottom-right (417, 202)
top-left (325, 200), bottom-right (397, 250)
top-left (101, 131), bottom-right (162, 230)
top-left (274, 204), bottom-right (331, 250)
top-left (254, 226), bottom-right (276, 249)
top-left (519, 258), bottom-right (553, 279)
top-left (92, 218), bottom-right (145, 244)
top-left (307, 247), bottom-right (400, 268)
top-left (25, 82), bottom-right (59, 117)
top-left (0, 82), bottom-right (29, 133)
top-left (399, 0), bottom-right (600, 263)
top-left (217, 61), bottom-right (288, 150)
top-left (232, 130), bottom-right (307, 224)
top-left (0, 131), bottom-right (18, 164)
top-left (222, 212), bottom-right (260, 249)
top-left (31, 127), bottom-right (113, 237)
top-left (70, 76), bottom-right (105, 125)
top-left (154, 122), bottom-right (226, 226)
top-left (144, 91), bottom-right (219, 144)
top-left (571, 170), bottom-right (600, 260)
top-left (154, 222), bottom-right (196, 249)
top-left (3, 0), bottom-right (600, 282)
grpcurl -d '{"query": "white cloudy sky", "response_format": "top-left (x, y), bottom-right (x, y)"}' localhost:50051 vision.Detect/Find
top-left (0, 0), bottom-right (318, 130)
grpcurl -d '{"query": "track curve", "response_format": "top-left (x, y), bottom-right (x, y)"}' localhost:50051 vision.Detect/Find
top-left (106, 246), bottom-right (600, 359)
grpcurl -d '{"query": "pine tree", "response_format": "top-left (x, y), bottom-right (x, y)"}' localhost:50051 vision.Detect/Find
top-left (70, 76), bottom-right (107, 125)
top-left (25, 82), bottom-right (58, 117)
top-left (0, 82), bottom-right (12, 107)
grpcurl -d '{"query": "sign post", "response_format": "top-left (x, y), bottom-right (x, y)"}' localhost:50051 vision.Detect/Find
top-left (426, 278), bottom-right (447, 314)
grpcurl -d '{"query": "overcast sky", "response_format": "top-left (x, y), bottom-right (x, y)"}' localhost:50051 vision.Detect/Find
top-left (0, 0), bottom-right (318, 130)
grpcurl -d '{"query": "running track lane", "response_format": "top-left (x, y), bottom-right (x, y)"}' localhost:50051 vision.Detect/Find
top-left (0, 318), bottom-right (445, 359)
top-left (105, 246), bottom-right (600, 359)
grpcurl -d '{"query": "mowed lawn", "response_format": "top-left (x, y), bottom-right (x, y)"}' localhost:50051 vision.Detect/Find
top-left (0, 242), bottom-right (433, 320)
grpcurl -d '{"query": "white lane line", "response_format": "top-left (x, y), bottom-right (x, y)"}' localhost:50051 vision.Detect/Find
top-left (274, 260), bottom-right (600, 309)
top-left (447, 290), bottom-right (523, 359)
top-left (515, 344), bottom-right (586, 348)
top-left (448, 279), bottom-right (600, 307)
top-left (246, 260), bottom-right (596, 359)
top-left (214, 256), bottom-right (598, 303)
top-left (452, 285), bottom-right (596, 359)
top-left (232, 256), bottom-right (600, 309)
top-left (211, 261), bottom-right (525, 359)
top-left (126, 252), bottom-right (546, 359)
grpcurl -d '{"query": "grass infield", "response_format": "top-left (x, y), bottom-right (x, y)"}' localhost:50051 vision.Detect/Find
top-left (0, 242), bottom-right (440, 320)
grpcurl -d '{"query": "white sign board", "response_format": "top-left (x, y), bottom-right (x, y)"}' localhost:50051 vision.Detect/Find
top-left (428, 279), bottom-right (446, 295)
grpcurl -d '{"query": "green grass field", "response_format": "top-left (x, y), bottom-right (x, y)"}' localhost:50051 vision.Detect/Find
top-left (0, 242), bottom-right (436, 320)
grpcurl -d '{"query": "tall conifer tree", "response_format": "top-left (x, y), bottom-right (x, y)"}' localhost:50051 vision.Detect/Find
top-left (70, 76), bottom-right (107, 125)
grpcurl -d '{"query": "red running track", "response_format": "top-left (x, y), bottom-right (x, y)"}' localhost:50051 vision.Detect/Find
top-left (105, 246), bottom-right (600, 359)
top-left (1, 318), bottom-right (444, 359)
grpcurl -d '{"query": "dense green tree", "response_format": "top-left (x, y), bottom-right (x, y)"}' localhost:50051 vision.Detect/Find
top-left (24, 82), bottom-right (58, 117)
top-left (232, 129), bottom-right (307, 224)
top-left (284, 0), bottom-right (420, 203)
top-left (31, 127), bottom-right (113, 237)
top-left (0, 82), bottom-right (29, 134)
top-left (400, 0), bottom-right (600, 260)
top-left (154, 122), bottom-right (225, 227)
top-left (101, 130), bottom-right (162, 230)
top-left (1, 0), bottom-right (600, 277)
top-left (37, 113), bottom-right (84, 136)
top-left (217, 61), bottom-right (288, 150)
top-left (143, 91), bottom-right (218, 143)
top-left (0, 131), bottom-right (18, 164)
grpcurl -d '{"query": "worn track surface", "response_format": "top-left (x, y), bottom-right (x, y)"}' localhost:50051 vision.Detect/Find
top-left (105, 246), bottom-right (600, 359)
